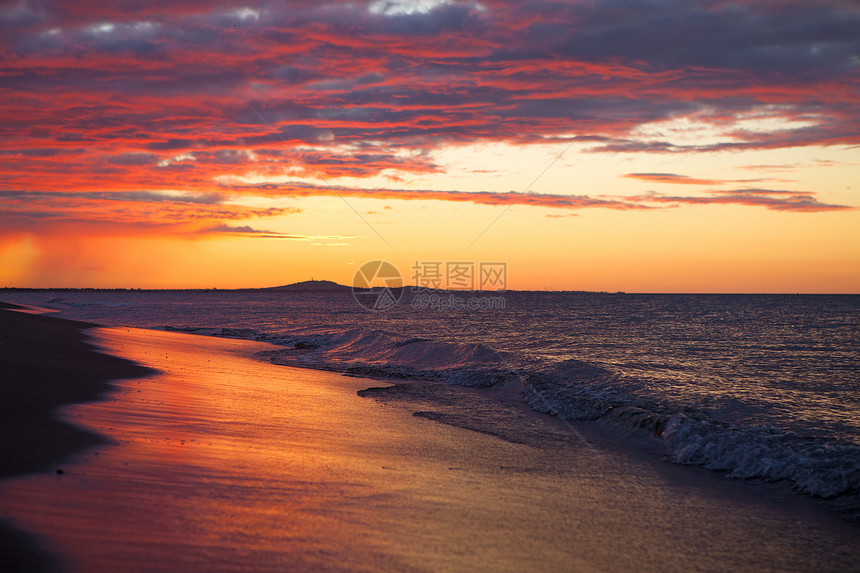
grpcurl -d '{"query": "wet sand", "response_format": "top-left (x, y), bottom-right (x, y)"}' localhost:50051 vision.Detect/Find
top-left (1, 311), bottom-right (859, 571)
top-left (0, 304), bottom-right (152, 572)
top-left (0, 304), bottom-right (151, 478)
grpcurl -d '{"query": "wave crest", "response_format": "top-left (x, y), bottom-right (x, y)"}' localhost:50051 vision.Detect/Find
top-left (160, 322), bottom-right (860, 501)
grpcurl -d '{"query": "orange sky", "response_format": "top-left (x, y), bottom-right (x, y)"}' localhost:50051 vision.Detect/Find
top-left (1, 1), bottom-right (858, 292)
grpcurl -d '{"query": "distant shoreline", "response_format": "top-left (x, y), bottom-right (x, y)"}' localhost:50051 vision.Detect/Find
top-left (3, 287), bottom-right (858, 295)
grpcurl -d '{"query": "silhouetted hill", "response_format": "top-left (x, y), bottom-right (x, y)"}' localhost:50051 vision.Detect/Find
top-left (264, 280), bottom-right (352, 292)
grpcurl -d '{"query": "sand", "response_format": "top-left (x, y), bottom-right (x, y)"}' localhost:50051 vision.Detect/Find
top-left (0, 303), bottom-right (152, 478)
top-left (1, 306), bottom-right (858, 572)
top-left (0, 304), bottom-right (152, 572)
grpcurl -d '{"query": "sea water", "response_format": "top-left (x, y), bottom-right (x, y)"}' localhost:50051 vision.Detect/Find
top-left (3, 289), bottom-right (858, 502)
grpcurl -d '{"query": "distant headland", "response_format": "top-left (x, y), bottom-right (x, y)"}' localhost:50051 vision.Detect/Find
top-left (262, 280), bottom-right (353, 293)
top-left (0, 282), bottom-right (623, 294)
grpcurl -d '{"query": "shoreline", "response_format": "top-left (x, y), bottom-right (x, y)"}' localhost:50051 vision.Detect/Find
top-left (0, 303), bottom-right (154, 479)
top-left (257, 342), bottom-right (860, 520)
top-left (2, 306), bottom-right (859, 571)
top-left (0, 304), bottom-right (153, 572)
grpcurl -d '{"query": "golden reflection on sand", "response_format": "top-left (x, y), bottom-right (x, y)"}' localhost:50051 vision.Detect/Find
top-left (2, 328), bottom-right (432, 571)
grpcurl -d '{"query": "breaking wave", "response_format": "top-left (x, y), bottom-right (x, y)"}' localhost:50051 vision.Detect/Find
top-left (160, 323), bottom-right (860, 502)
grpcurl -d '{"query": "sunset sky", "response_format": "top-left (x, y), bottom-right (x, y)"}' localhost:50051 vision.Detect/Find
top-left (1, 0), bottom-right (858, 291)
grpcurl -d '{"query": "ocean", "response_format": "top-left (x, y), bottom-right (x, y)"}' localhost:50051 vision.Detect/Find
top-left (4, 289), bottom-right (858, 505)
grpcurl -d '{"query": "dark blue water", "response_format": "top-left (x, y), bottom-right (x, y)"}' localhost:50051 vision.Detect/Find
top-left (4, 289), bottom-right (858, 499)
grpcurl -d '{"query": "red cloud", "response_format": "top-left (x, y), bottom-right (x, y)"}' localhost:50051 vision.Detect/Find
top-left (0, 191), bottom-right (300, 236)
top-left (1, 0), bottom-right (857, 233)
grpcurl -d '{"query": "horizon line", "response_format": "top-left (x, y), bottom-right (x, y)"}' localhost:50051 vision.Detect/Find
top-left (1, 286), bottom-right (857, 296)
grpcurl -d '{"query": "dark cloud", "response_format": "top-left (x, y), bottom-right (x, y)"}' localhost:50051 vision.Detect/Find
top-left (0, 190), bottom-right (227, 205)
top-left (145, 139), bottom-right (196, 151)
top-left (200, 224), bottom-right (306, 238)
top-left (630, 188), bottom-right (852, 212)
top-left (198, 224), bottom-right (359, 240)
top-left (224, 180), bottom-right (851, 213)
top-left (538, 1), bottom-right (859, 79)
top-left (0, 0), bottom-right (857, 213)
top-left (0, 190), bottom-right (300, 235)
top-left (106, 152), bottom-right (157, 166)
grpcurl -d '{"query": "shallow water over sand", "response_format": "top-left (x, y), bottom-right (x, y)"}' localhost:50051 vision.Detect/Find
top-left (1, 327), bottom-right (858, 572)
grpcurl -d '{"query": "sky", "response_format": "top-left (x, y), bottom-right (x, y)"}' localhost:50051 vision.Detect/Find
top-left (1, 0), bottom-right (858, 292)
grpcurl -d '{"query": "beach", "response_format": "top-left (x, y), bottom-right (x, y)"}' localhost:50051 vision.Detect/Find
top-left (1, 305), bottom-right (859, 572)
top-left (0, 303), bottom-right (153, 572)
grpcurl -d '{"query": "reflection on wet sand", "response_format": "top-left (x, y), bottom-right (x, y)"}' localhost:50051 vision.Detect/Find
top-left (2, 327), bottom-right (858, 572)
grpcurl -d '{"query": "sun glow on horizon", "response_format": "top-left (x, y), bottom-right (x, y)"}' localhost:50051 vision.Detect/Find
top-left (1, 1), bottom-right (858, 292)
